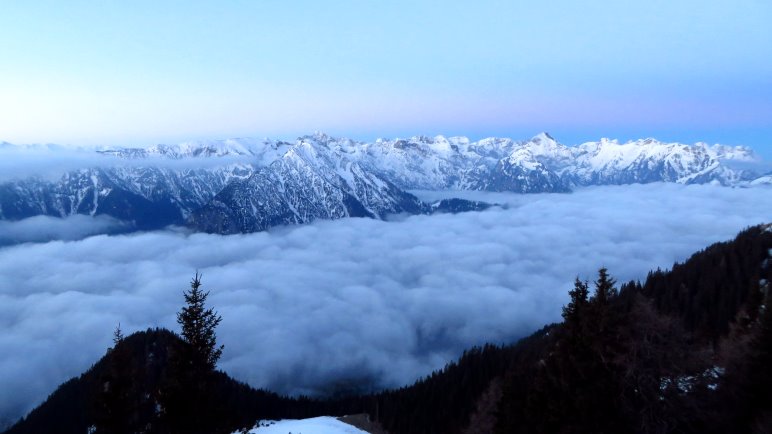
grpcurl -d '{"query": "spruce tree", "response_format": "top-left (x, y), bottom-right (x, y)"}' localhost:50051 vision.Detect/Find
top-left (177, 272), bottom-right (224, 370)
top-left (113, 323), bottom-right (124, 346)
top-left (562, 278), bottom-right (589, 326)
top-left (593, 267), bottom-right (617, 305)
top-left (161, 273), bottom-right (227, 434)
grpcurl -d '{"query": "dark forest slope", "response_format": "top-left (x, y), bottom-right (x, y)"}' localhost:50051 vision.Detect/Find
top-left (4, 329), bottom-right (334, 434)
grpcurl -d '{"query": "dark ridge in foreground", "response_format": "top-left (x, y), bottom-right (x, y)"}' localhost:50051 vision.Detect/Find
top-left (5, 224), bottom-right (772, 434)
top-left (3, 329), bottom-right (336, 434)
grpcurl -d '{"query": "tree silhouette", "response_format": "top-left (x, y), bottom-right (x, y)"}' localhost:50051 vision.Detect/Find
top-left (562, 277), bottom-right (589, 328)
top-left (177, 272), bottom-right (224, 370)
top-left (593, 267), bottom-right (617, 305)
top-left (112, 323), bottom-right (124, 346)
top-left (160, 273), bottom-right (228, 434)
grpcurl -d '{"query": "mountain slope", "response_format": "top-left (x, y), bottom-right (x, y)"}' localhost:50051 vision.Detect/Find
top-left (188, 138), bottom-right (425, 234)
top-left (0, 164), bottom-right (257, 229)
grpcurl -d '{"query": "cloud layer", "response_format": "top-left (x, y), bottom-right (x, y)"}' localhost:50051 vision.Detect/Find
top-left (0, 215), bottom-right (129, 246)
top-left (1, 183), bottom-right (770, 424)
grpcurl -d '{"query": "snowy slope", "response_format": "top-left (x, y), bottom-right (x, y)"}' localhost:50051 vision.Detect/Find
top-left (0, 165), bottom-right (257, 228)
top-left (240, 417), bottom-right (369, 434)
top-left (188, 136), bottom-right (426, 234)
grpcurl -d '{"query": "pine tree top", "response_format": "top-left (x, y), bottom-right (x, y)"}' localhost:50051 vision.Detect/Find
top-left (177, 273), bottom-right (224, 370)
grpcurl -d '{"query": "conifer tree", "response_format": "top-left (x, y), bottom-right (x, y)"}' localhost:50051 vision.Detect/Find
top-left (592, 267), bottom-right (617, 305)
top-left (161, 273), bottom-right (227, 434)
top-left (113, 323), bottom-right (124, 346)
top-left (177, 272), bottom-right (224, 370)
top-left (562, 278), bottom-right (589, 326)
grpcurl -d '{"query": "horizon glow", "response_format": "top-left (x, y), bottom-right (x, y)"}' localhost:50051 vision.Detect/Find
top-left (1, 1), bottom-right (771, 157)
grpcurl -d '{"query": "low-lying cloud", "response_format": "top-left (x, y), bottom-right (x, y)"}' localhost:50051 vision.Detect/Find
top-left (0, 183), bottom-right (770, 425)
top-left (0, 215), bottom-right (129, 246)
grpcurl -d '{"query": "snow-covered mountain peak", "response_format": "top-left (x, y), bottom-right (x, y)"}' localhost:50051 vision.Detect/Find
top-left (97, 137), bottom-right (279, 161)
top-left (305, 131), bottom-right (336, 146)
top-left (706, 143), bottom-right (758, 162)
top-left (504, 147), bottom-right (542, 169)
top-left (472, 137), bottom-right (516, 156)
top-left (577, 138), bottom-right (671, 170)
top-left (410, 135), bottom-right (435, 143)
top-left (297, 134), bottom-right (361, 160)
top-left (531, 132), bottom-right (556, 143)
top-left (447, 136), bottom-right (471, 145)
top-left (595, 137), bottom-right (620, 146)
top-left (286, 139), bottom-right (322, 164)
top-left (524, 133), bottom-right (566, 154)
top-left (425, 135), bottom-right (457, 154)
top-left (401, 135), bottom-right (456, 152)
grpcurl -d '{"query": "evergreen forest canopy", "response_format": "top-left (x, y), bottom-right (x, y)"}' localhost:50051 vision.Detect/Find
top-left (4, 223), bottom-right (772, 434)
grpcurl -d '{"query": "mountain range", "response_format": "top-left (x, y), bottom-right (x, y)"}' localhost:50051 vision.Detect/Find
top-left (0, 133), bottom-right (767, 234)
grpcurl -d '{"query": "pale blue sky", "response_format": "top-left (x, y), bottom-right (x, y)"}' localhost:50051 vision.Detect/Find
top-left (1, 0), bottom-right (771, 156)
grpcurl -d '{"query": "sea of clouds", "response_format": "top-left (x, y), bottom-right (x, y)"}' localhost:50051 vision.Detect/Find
top-left (0, 183), bottom-right (771, 425)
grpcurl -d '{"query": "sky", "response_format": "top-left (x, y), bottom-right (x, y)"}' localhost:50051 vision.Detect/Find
top-left (1, 183), bottom-right (771, 425)
top-left (1, 1), bottom-right (771, 157)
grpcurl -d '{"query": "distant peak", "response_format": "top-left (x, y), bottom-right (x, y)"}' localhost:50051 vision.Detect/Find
top-left (531, 132), bottom-right (556, 142)
top-left (304, 131), bottom-right (333, 143)
top-left (412, 135), bottom-right (434, 144)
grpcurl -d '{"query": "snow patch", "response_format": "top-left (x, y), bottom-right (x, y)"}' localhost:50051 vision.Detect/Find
top-left (240, 417), bottom-right (369, 434)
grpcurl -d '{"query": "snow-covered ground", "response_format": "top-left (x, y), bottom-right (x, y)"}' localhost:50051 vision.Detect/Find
top-left (240, 416), bottom-right (369, 434)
